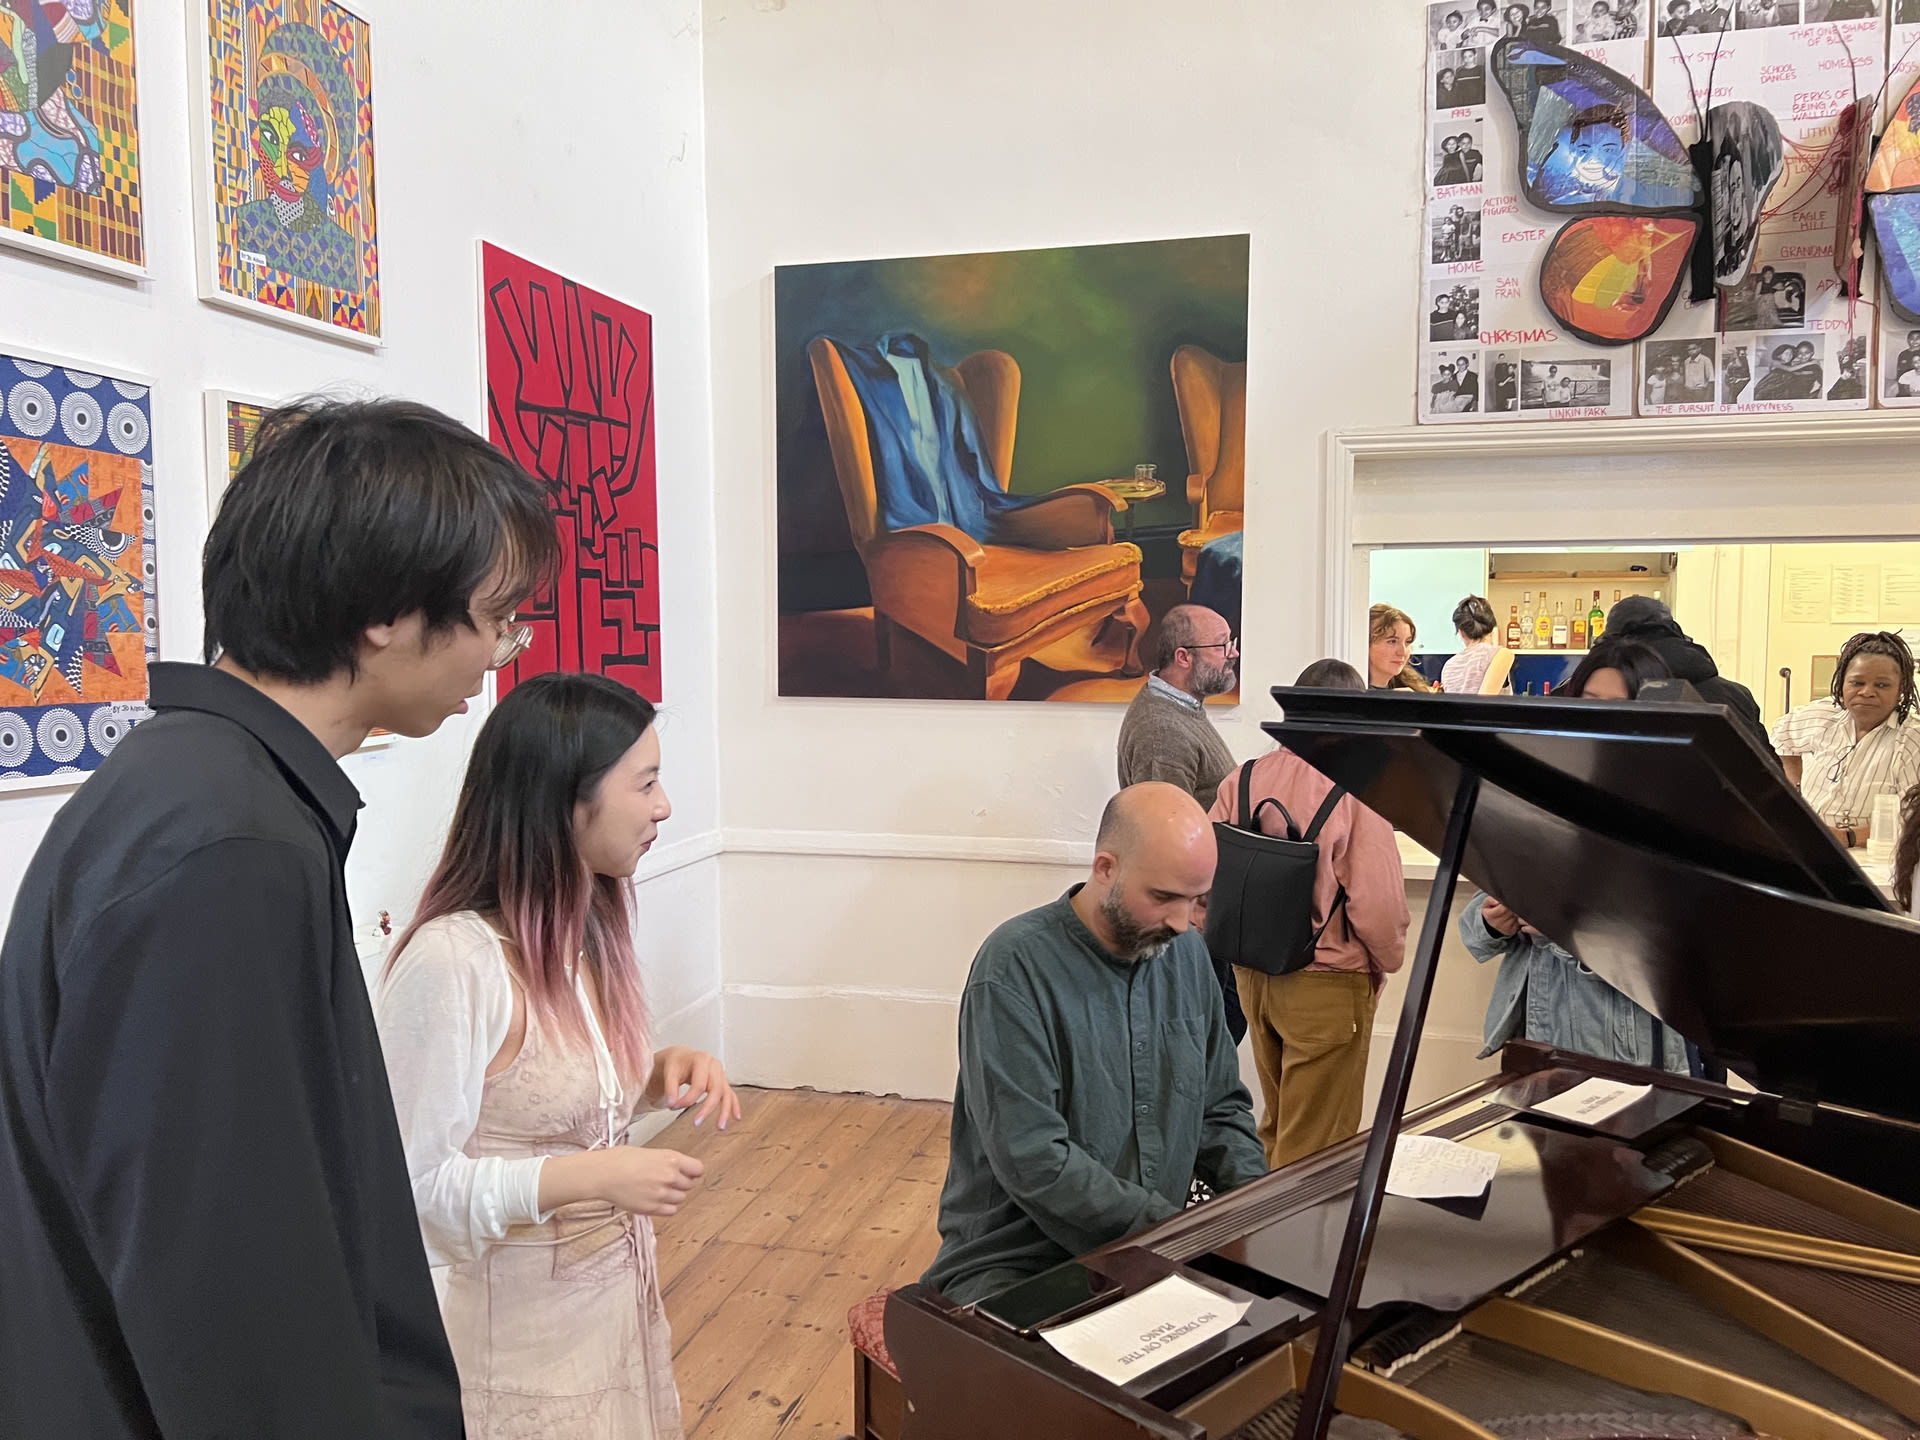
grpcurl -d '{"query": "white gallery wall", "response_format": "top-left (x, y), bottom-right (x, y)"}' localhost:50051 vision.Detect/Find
top-left (0, 0), bottom-right (724, 1058)
top-left (702, 0), bottom-right (1433, 1096)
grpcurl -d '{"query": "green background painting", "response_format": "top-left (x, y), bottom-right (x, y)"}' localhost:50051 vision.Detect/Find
top-left (774, 233), bottom-right (1250, 613)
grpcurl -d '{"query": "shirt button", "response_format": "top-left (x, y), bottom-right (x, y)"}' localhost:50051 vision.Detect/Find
top-left (1135, 1041), bottom-right (1146, 1053)
top-left (1145, 1165), bottom-right (1156, 1179)
top-left (1137, 1103), bottom-right (1150, 1115)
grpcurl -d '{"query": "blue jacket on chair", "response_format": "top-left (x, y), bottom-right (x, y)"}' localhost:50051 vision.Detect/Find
top-left (828, 333), bottom-right (1050, 544)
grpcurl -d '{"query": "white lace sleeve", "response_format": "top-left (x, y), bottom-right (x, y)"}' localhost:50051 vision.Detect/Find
top-left (373, 913), bottom-right (548, 1266)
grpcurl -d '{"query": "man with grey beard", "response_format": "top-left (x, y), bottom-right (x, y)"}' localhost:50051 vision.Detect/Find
top-left (921, 784), bottom-right (1267, 1305)
top-left (1117, 604), bottom-right (1238, 810)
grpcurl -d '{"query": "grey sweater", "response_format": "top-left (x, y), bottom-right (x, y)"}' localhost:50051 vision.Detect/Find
top-left (1116, 678), bottom-right (1236, 809)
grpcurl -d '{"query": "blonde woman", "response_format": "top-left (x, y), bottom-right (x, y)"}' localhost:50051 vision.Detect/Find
top-left (1368, 603), bottom-right (1433, 691)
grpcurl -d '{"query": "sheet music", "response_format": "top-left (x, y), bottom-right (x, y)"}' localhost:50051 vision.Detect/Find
top-left (1383, 1134), bottom-right (1500, 1200)
top-left (1039, 1275), bottom-right (1249, 1387)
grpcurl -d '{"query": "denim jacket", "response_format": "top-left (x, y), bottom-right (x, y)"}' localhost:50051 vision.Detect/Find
top-left (1459, 891), bottom-right (1690, 1074)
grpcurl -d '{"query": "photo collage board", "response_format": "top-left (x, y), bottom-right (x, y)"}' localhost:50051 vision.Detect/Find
top-left (1420, 0), bottom-right (1920, 421)
top-left (1422, 0), bottom-right (1652, 422)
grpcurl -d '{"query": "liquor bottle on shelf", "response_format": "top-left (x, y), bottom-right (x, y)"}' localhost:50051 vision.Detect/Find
top-left (1534, 593), bottom-right (1553, 649)
top-left (1588, 590), bottom-right (1606, 644)
top-left (1551, 601), bottom-right (1569, 650)
top-left (1570, 603), bottom-right (1588, 649)
top-left (1506, 605), bottom-right (1522, 649)
top-left (1520, 591), bottom-right (1535, 649)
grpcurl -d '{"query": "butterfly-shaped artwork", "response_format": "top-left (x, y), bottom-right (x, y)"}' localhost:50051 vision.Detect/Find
top-left (1868, 74), bottom-right (1920, 322)
top-left (1491, 39), bottom-right (1781, 346)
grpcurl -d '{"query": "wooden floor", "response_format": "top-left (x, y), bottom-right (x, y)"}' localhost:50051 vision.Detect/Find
top-left (654, 1087), bottom-right (950, 1439)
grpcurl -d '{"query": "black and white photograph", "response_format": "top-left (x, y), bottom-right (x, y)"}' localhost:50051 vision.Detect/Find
top-left (1521, 357), bottom-right (1610, 408)
top-left (1431, 119), bottom-right (1486, 188)
top-left (1643, 338), bottom-right (1718, 405)
top-left (1899, 0), bottom-right (1920, 23)
top-left (1433, 0), bottom-right (1514, 47)
top-left (1513, 0), bottom-right (1570, 43)
top-left (1827, 336), bottom-right (1868, 400)
top-left (1429, 280), bottom-right (1481, 342)
top-left (1750, 333), bottom-right (1826, 400)
top-left (1721, 342), bottom-right (1754, 403)
top-left (1661, 0), bottom-right (1736, 32)
top-left (1435, 49), bottom-right (1487, 109)
top-left (1722, 265), bottom-right (1805, 330)
top-left (1431, 199), bottom-right (1483, 263)
top-left (1574, 0), bottom-right (1643, 39)
top-left (1804, 0), bottom-right (1879, 21)
top-left (1486, 350), bottom-right (1521, 411)
top-left (1887, 326), bottom-right (1920, 399)
top-left (1737, 0), bottom-right (1801, 26)
top-left (1428, 350), bottom-right (1483, 413)
top-left (1708, 103), bottom-right (1784, 286)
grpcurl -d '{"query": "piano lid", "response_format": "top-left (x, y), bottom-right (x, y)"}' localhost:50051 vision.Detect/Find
top-left (1264, 687), bottom-right (1920, 1123)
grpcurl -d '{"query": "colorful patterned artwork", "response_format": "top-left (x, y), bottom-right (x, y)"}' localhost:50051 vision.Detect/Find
top-left (0, 351), bottom-right (156, 787)
top-left (0, 0), bottom-right (144, 274)
top-left (224, 395), bottom-right (265, 480)
top-left (481, 243), bottom-right (661, 703)
top-left (198, 0), bottom-right (379, 342)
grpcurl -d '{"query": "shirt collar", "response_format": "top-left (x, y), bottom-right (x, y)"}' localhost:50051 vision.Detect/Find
top-left (148, 663), bottom-right (364, 850)
top-left (1146, 672), bottom-right (1202, 710)
top-left (1057, 884), bottom-right (1147, 971)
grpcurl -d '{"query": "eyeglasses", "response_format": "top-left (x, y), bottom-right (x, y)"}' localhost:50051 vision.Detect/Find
top-left (1187, 638), bottom-right (1239, 659)
top-left (489, 619), bottom-right (534, 671)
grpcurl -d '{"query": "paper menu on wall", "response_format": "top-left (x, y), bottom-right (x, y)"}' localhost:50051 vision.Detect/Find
top-left (1881, 564), bottom-right (1920, 624)
top-left (1783, 565), bottom-right (1833, 622)
top-left (1038, 1275), bottom-right (1250, 1388)
top-left (1831, 563), bottom-right (1882, 623)
top-left (1383, 1134), bottom-right (1502, 1200)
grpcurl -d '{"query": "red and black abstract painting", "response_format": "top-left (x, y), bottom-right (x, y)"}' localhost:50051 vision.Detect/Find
top-left (481, 242), bottom-right (661, 702)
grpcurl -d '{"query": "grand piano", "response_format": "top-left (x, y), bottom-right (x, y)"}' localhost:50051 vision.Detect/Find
top-left (878, 686), bottom-right (1920, 1440)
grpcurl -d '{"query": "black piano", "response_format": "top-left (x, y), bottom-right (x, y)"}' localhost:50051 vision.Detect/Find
top-left (880, 687), bottom-right (1920, 1440)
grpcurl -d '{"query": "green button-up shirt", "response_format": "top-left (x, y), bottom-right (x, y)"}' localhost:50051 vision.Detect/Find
top-left (922, 888), bottom-right (1268, 1305)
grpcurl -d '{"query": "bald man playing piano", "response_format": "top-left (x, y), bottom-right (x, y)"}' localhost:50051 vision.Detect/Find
top-left (922, 783), bottom-right (1267, 1305)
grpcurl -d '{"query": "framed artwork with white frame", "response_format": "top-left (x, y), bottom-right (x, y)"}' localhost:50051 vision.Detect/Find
top-left (199, 386), bottom-right (394, 750)
top-left (1, 342), bottom-right (157, 792)
top-left (0, 0), bottom-right (148, 281)
top-left (186, 0), bottom-right (382, 348)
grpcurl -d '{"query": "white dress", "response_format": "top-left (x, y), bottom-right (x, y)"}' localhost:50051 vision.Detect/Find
top-left (375, 912), bottom-right (682, 1440)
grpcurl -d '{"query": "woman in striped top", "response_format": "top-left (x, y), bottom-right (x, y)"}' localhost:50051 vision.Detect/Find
top-left (1773, 632), bottom-right (1920, 851)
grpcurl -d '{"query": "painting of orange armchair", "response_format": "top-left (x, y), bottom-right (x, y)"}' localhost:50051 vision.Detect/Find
top-left (807, 338), bottom-right (1151, 701)
top-left (1171, 344), bottom-right (1246, 591)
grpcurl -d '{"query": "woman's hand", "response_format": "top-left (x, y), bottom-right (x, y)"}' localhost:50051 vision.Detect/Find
top-left (648, 1046), bottom-right (743, 1130)
top-left (1481, 897), bottom-right (1543, 938)
top-left (539, 1146), bottom-right (706, 1218)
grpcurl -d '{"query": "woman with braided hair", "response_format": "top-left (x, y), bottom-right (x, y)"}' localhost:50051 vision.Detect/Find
top-left (1771, 631), bottom-right (1920, 851)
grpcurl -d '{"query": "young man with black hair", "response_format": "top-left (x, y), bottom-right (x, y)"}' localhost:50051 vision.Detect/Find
top-left (0, 400), bottom-right (558, 1439)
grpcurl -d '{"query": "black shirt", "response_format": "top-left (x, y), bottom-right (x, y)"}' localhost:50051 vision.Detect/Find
top-left (0, 664), bottom-right (462, 1439)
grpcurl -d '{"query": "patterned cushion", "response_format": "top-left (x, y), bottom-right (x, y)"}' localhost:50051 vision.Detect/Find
top-left (848, 1290), bottom-right (897, 1377)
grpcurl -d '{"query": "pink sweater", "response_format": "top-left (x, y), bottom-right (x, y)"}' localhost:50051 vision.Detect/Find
top-left (1208, 749), bottom-right (1410, 980)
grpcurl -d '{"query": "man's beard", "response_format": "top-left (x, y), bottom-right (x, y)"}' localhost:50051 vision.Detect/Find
top-left (1100, 889), bottom-right (1176, 962)
top-left (1193, 656), bottom-right (1237, 698)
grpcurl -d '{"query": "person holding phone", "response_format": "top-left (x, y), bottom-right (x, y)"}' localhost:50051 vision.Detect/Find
top-left (376, 672), bottom-right (740, 1438)
top-left (922, 783), bottom-right (1265, 1307)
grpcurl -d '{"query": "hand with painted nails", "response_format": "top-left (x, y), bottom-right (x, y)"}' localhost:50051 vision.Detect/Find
top-left (647, 1046), bottom-right (743, 1130)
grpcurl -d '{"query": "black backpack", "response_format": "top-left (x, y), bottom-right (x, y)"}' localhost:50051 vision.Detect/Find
top-left (1206, 760), bottom-right (1348, 977)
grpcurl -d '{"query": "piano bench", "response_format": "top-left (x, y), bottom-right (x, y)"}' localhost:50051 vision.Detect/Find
top-left (847, 1290), bottom-right (904, 1440)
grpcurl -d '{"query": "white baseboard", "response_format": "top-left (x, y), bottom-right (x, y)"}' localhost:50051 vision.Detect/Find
top-left (722, 983), bottom-right (960, 1100)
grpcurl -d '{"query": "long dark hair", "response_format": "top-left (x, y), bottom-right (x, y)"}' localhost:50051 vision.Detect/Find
top-left (1562, 638), bottom-right (1671, 699)
top-left (393, 673), bottom-right (657, 1082)
top-left (1895, 782), bottom-right (1920, 912)
top-left (1831, 630), bottom-right (1918, 725)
